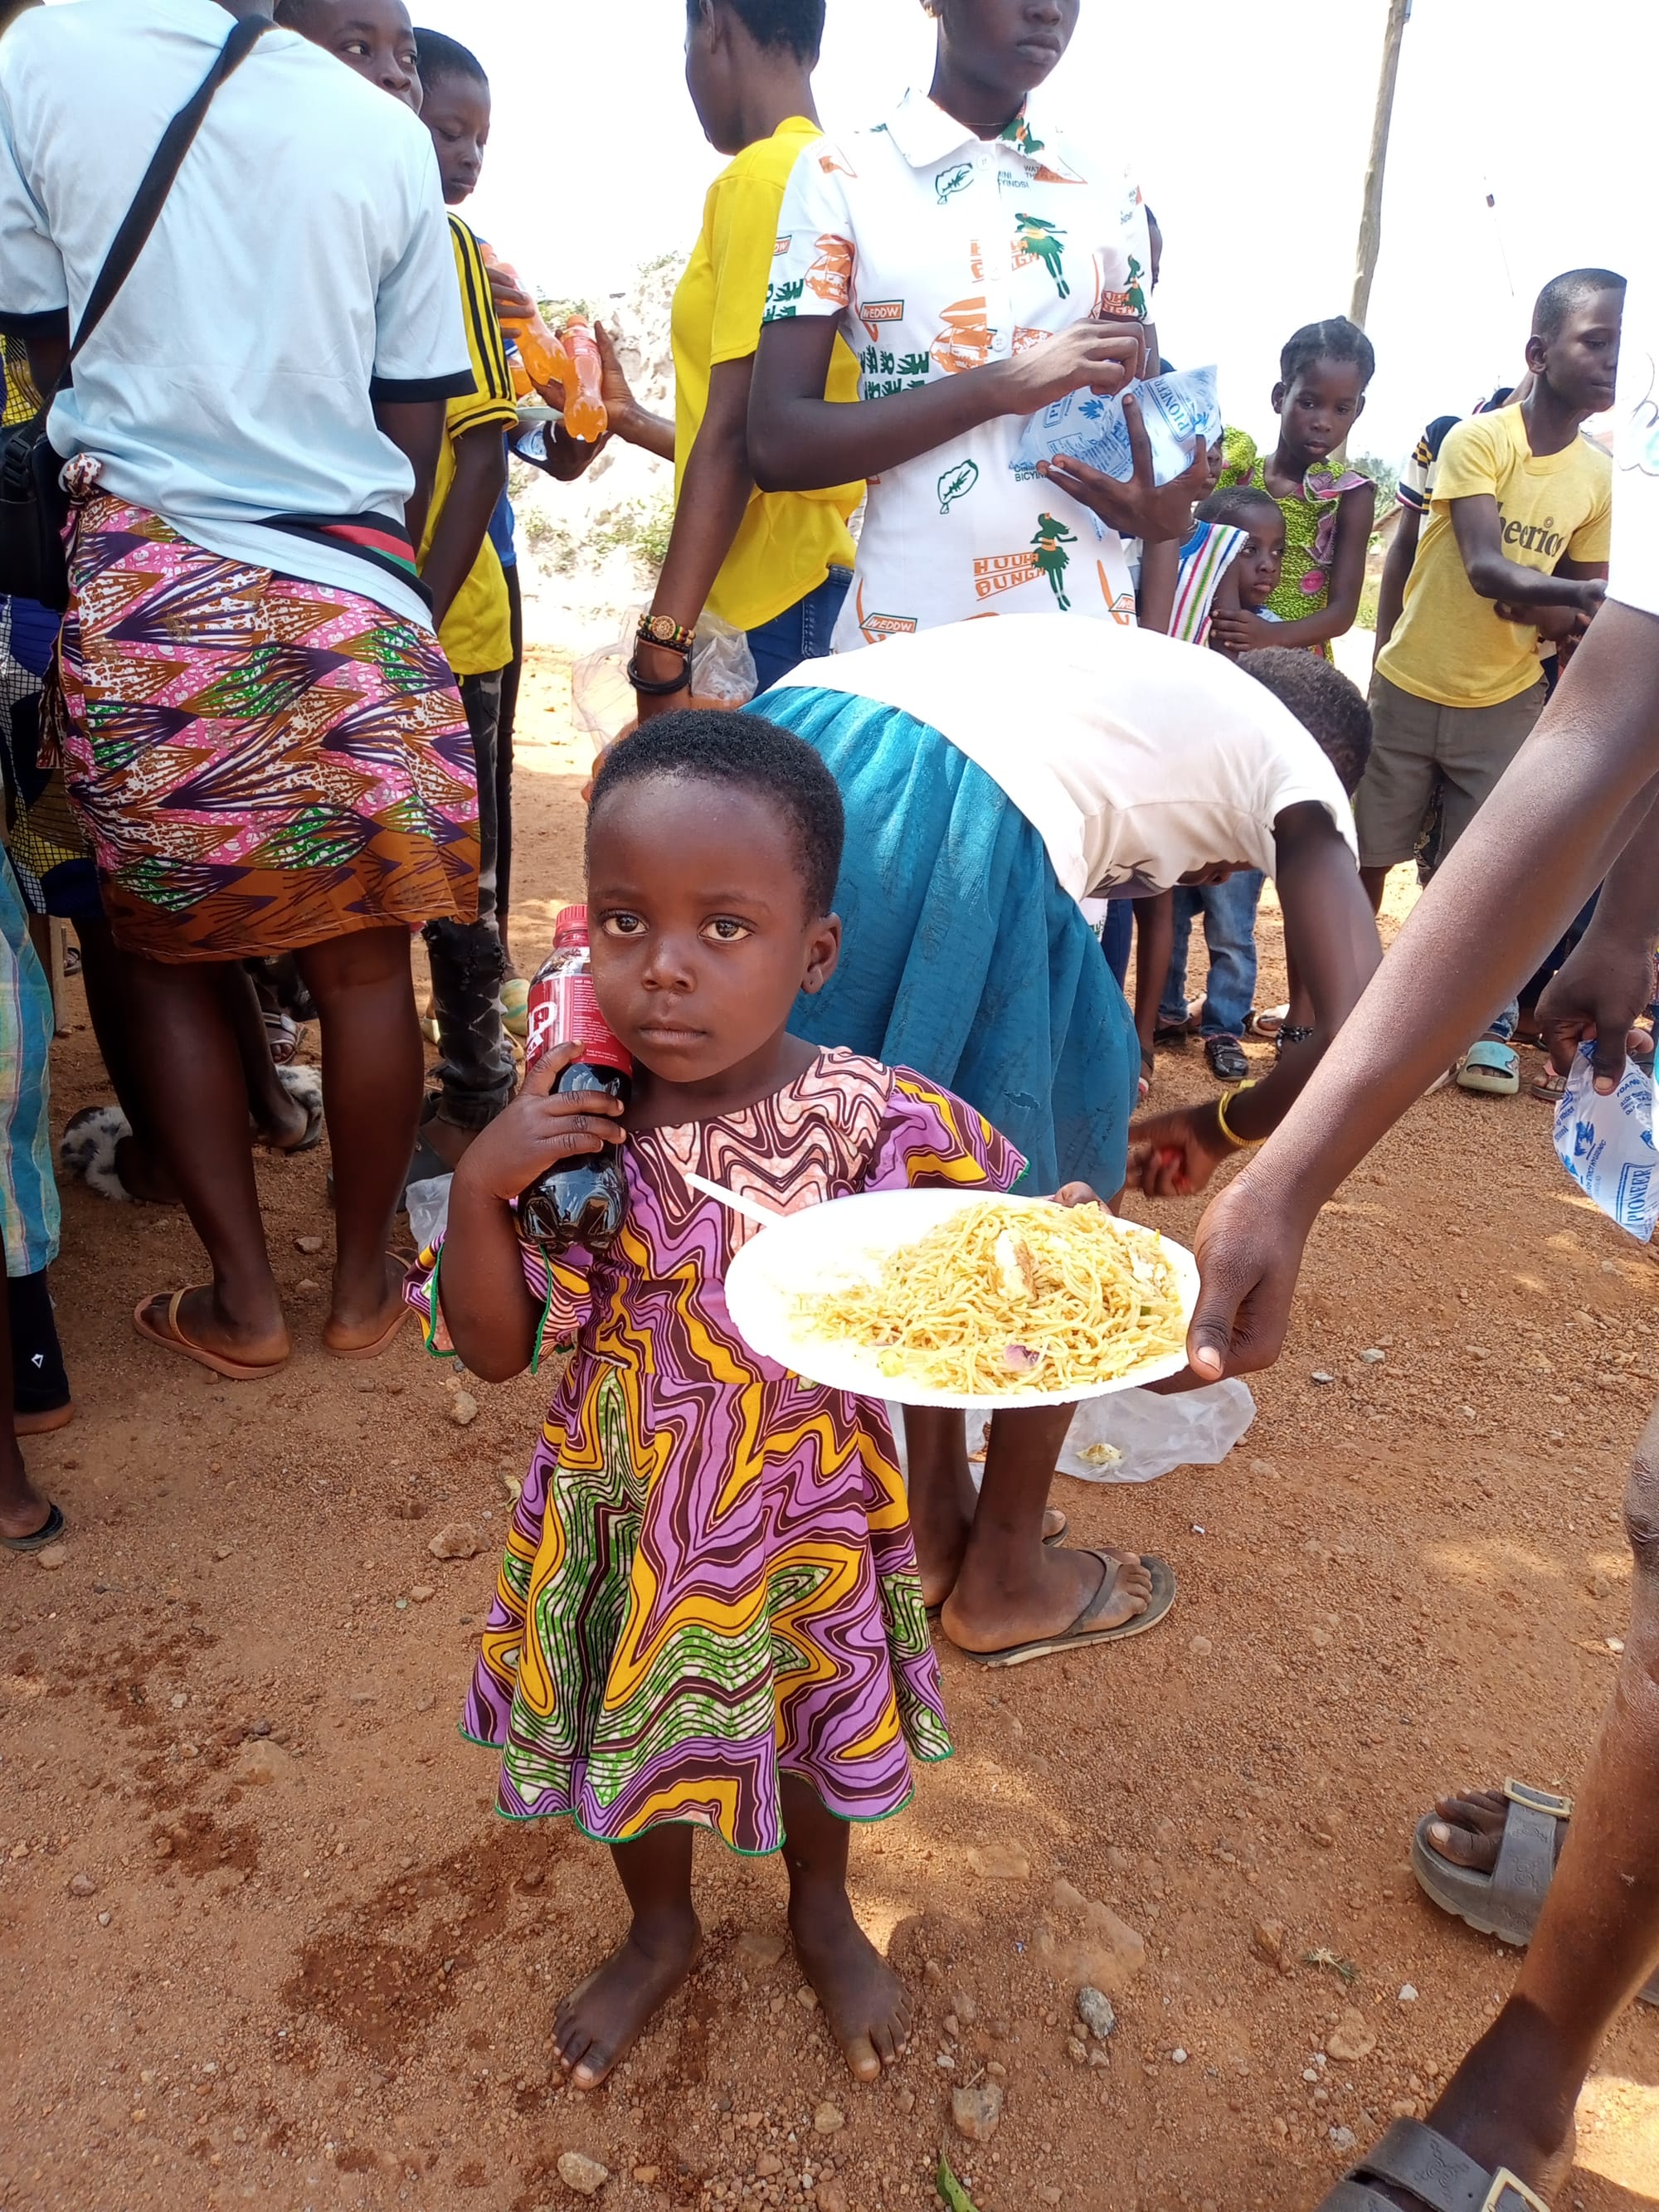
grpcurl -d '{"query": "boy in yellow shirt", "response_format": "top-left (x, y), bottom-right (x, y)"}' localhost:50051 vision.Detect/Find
top-left (598, 0), bottom-right (862, 717)
top-left (1355, 265), bottom-right (1623, 1094)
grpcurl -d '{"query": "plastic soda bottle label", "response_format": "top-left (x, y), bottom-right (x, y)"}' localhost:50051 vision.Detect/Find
top-left (525, 973), bottom-right (633, 1080)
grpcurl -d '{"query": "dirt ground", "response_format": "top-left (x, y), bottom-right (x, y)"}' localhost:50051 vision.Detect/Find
top-left (3, 644), bottom-right (1657, 2212)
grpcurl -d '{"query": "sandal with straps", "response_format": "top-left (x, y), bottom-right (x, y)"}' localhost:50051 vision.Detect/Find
top-left (1319, 2117), bottom-right (1552, 2210)
top-left (1410, 1779), bottom-right (1659, 2005)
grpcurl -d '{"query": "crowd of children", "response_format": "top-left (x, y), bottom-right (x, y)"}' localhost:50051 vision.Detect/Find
top-left (0, 0), bottom-right (1647, 2188)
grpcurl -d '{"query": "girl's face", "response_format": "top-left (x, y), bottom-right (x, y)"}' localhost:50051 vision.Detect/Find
top-left (1272, 357), bottom-right (1368, 464)
top-left (586, 777), bottom-right (839, 1091)
top-left (301, 1), bottom-right (421, 110)
top-left (422, 74), bottom-right (490, 204)
top-left (932, 0), bottom-right (1080, 100)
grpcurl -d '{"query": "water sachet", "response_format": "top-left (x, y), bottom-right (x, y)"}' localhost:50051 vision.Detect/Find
top-left (1010, 363), bottom-right (1221, 521)
top-left (1553, 1041), bottom-right (1659, 1242)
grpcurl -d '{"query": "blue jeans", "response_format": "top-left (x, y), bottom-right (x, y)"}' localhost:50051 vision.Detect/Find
top-left (1159, 871), bottom-right (1265, 1039)
top-left (747, 566), bottom-right (852, 696)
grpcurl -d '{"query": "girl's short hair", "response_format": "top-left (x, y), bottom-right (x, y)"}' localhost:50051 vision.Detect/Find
top-left (685, 0), bottom-right (825, 63)
top-left (412, 26), bottom-right (487, 90)
top-left (1280, 317), bottom-right (1376, 391)
top-left (589, 711), bottom-right (845, 916)
top-left (1197, 486), bottom-right (1281, 532)
top-left (1240, 649), bottom-right (1373, 796)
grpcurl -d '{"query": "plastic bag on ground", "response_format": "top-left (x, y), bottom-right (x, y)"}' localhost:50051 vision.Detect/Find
top-left (1554, 1041), bottom-right (1658, 1242)
top-left (886, 1377), bottom-right (1255, 1488)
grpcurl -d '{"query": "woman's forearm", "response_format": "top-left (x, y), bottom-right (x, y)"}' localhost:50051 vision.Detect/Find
top-left (751, 340), bottom-right (1020, 493)
top-left (1238, 600), bottom-right (1659, 1218)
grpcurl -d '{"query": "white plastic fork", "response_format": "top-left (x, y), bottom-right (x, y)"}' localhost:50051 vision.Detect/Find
top-left (683, 1169), bottom-right (784, 1229)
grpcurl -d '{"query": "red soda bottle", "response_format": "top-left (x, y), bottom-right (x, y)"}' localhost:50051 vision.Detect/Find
top-left (519, 905), bottom-right (631, 1252)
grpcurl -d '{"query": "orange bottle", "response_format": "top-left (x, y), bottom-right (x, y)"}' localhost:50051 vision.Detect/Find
top-left (561, 318), bottom-right (608, 444)
top-left (481, 245), bottom-right (567, 396)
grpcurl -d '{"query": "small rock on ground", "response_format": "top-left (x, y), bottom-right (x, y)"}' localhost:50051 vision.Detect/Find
top-left (450, 1391), bottom-right (479, 1427)
top-left (557, 2150), bottom-right (609, 2195)
top-left (812, 2102), bottom-right (844, 2135)
top-left (427, 1521), bottom-right (478, 1560)
top-left (1077, 1986), bottom-right (1116, 2040)
top-left (952, 2082), bottom-right (1004, 2142)
top-left (36, 1543), bottom-right (67, 1571)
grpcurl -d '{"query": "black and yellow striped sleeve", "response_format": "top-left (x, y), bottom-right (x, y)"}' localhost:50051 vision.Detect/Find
top-left (444, 213), bottom-right (517, 439)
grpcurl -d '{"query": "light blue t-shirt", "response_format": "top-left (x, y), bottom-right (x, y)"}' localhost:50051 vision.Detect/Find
top-left (0, 0), bottom-right (471, 629)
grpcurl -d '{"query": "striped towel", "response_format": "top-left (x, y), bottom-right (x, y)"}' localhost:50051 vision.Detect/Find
top-left (1169, 521), bottom-right (1248, 644)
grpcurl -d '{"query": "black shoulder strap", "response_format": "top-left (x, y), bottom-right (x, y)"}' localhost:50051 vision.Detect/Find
top-left (66, 14), bottom-right (268, 371)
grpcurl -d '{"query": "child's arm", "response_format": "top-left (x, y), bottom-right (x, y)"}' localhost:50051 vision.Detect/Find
top-left (421, 421), bottom-right (508, 634)
top-left (438, 1048), bottom-right (625, 1381)
top-left (1450, 496), bottom-right (1607, 617)
top-left (1214, 483), bottom-right (1375, 654)
top-left (1374, 501), bottom-right (1421, 658)
top-left (1136, 538), bottom-right (1177, 633)
top-left (595, 321), bottom-right (674, 462)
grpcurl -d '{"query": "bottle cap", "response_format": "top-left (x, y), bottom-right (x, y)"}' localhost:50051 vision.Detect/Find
top-left (553, 903), bottom-right (588, 941)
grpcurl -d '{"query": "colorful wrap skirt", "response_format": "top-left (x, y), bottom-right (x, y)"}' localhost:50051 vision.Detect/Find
top-left (754, 684), bottom-right (1141, 1199)
top-left (53, 495), bottom-right (479, 960)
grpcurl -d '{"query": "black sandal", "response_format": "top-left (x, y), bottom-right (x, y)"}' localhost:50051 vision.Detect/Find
top-left (1204, 1033), bottom-right (1250, 1083)
top-left (1319, 2117), bottom-right (1552, 2210)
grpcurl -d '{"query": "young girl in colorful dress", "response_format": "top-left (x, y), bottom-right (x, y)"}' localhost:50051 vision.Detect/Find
top-left (1211, 317), bottom-right (1377, 663)
top-left (413, 712), bottom-right (1092, 2091)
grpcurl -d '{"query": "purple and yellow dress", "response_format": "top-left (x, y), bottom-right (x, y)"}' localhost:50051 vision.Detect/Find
top-left (411, 1048), bottom-right (1023, 1856)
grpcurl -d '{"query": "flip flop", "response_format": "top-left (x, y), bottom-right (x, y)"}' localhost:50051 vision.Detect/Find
top-left (2, 1499), bottom-right (66, 1553)
top-left (132, 1290), bottom-right (287, 1382)
top-left (1456, 1038), bottom-right (1520, 1096)
top-left (1528, 1067), bottom-right (1566, 1103)
top-left (1246, 1003), bottom-right (1288, 1041)
top-left (958, 1548), bottom-right (1176, 1669)
top-left (323, 1257), bottom-right (413, 1361)
top-left (1411, 1779), bottom-right (1659, 2005)
top-left (1318, 2117), bottom-right (1552, 2210)
top-left (15, 1398), bottom-right (73, 1437)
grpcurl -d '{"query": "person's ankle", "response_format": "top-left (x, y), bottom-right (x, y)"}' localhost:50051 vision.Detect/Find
top-left (1431, 2001), bottom-right (1580, 2162)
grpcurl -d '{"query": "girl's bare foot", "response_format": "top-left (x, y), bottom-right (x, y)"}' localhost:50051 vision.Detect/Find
top-left (554, 1908), bottom-right (701, 2090)
top-left (789, 1888), bottom-right (912, 2083)
top-left (0, 1446), bottom-right (56, 1544)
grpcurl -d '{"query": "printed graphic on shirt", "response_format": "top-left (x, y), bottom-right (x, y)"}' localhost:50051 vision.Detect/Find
top-left (937, 459), bottom-right (980, 514)
top-left (1031, 513), bottom-right (1078, 610)
top-left (1000, 114), bottom-right (1086, 186)
top-left (1498, 509), bottom-right (1571, 559)
top-left (859, 299), bottom-right (905, 338)
top-left (1012, 326), bottom-right (1053, 354)
top-left (858, 343), bottom-right (931, 400)
top-left (819, 149), bottom-right (856, 177)
top-left (1097, 563), bottom-right (1137, 624)
top-left (936, 161), bottom-right (975, 205)
top-left (854, 579), bottom-right (920, 641)
top-left (806, 234), bottom-right (854, 309)
top-left (766, 274), bottom-right (805, 318)
top-left (932, 297), bottom-right (995, 376)
top-left (975, 551), bottom-right (1042, 600)
top-left (1013, 211), bottom-right (1069, 297)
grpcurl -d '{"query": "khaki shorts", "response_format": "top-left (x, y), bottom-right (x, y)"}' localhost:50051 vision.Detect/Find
top-left (1354, 669), bottom-right (1548, 871)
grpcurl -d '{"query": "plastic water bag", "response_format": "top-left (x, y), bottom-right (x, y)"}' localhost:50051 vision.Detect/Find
top-left (1554, 1041), bottom-right (1659, 1242)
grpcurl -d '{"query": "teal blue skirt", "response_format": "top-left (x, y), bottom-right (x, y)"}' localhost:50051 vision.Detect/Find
top-left (752, 684), bottom-right (1139, 1198)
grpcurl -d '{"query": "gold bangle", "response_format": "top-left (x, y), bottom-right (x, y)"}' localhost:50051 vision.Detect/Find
top-left (1214, 1080), bottom-right (1258, 1150)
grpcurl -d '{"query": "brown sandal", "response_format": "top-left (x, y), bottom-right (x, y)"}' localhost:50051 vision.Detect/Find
top-left (133, 1290), bottom-right (287, 1381)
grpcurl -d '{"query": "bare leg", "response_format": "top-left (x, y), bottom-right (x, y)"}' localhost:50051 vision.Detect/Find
top-left (553, 1823), bottom-right (699, 2091)
top-left (120, 953), bottom-right (288, 1367)
top-left (218, 962), bottom-right (305, 1148)
top-left (1353, 1399), bottom-right (1659, 2209)
top-left (1131, 889), bottom-right (1175, 1062)
top-left (939, 1403), bottom-right (1151, 1656)
top-left (295, 926), bottom-right (422, 1349)
top-left (781, 1772), bottom-right (911, 2083)
top-left (1360, 863), bottom-right (1391, 916)
top-left (902, 1407), bottom-right (980, 1608)
top-left (75, 916), bottom-right (179, 1204)
top-left (0, 1279), bottom-right (54, 1543)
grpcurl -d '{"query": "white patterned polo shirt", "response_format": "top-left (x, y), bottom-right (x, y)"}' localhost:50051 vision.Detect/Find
top-left (764, 88), bottom-right (1149, 649)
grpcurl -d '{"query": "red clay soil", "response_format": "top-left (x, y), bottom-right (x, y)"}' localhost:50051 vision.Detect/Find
top-left (2, 648), bottom-right (1656, 2212)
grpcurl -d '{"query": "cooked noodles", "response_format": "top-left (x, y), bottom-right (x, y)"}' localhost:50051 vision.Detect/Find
top-left (795, 1198), bottom-right (1187, 1396)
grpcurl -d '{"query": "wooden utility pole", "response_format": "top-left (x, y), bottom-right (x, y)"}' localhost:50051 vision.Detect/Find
top-left (1350, 0), bottom-right (1411, 331)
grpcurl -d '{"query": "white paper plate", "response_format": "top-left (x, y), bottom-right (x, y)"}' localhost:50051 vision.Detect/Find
top-left (722, 1189), bottom-right (1198, 1410)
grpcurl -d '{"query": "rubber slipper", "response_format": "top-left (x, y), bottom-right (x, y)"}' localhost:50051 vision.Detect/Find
top-left (323, 1257), bottom-right (413, 1361)
top-left (132, 1290), bottom-right (287, 1382)
top-left (2, 1499), bottom-right (66, 1553)
top-left (1247, 1003), bottom-right (1288, 1041)
top-left (1456, 1038), bottom-right (1520, 1096)
top-left (958, 1550), bottom-right (1176, 1670)
top-left (1317, 2117), bottom-right (1552, 2210)
top-left (1528, 1067), bottom-right (1566, 1103)
top-left (1411, 1779), bottom-right (1659, 2005)
top-left (15, 1398), bottom-right (73, 1437)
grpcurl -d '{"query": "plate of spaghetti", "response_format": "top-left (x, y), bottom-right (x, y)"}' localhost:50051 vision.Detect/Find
top-left (722, 1191), bottom-right (1198, 1408)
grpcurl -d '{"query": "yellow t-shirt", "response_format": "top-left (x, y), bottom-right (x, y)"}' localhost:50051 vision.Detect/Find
top-left (671, 116), bottom-right (861, 634)
top-left (1377, 406), bottom-right (1613, 709)
top-left (420, 215), bottom-right (517, 678)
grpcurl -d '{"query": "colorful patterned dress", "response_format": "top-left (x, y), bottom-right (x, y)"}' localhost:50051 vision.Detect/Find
top-left (411, 1049), bottom-right (1023, 1855)
top-left (1219, 429), bottom-right (1374, 659)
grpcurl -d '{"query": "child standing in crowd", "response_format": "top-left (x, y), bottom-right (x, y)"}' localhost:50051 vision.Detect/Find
top-left (1355, 267), bottom-right (1622, 1097)
top-left (1214, 318), bottom-right (1376, 660)
top-left (408, 27), bottom-right (518, 1163)
top-left (416, 713), bottom-right (1075, 2089)
top-left (1152, 489), bottom-right (1288, 1082)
